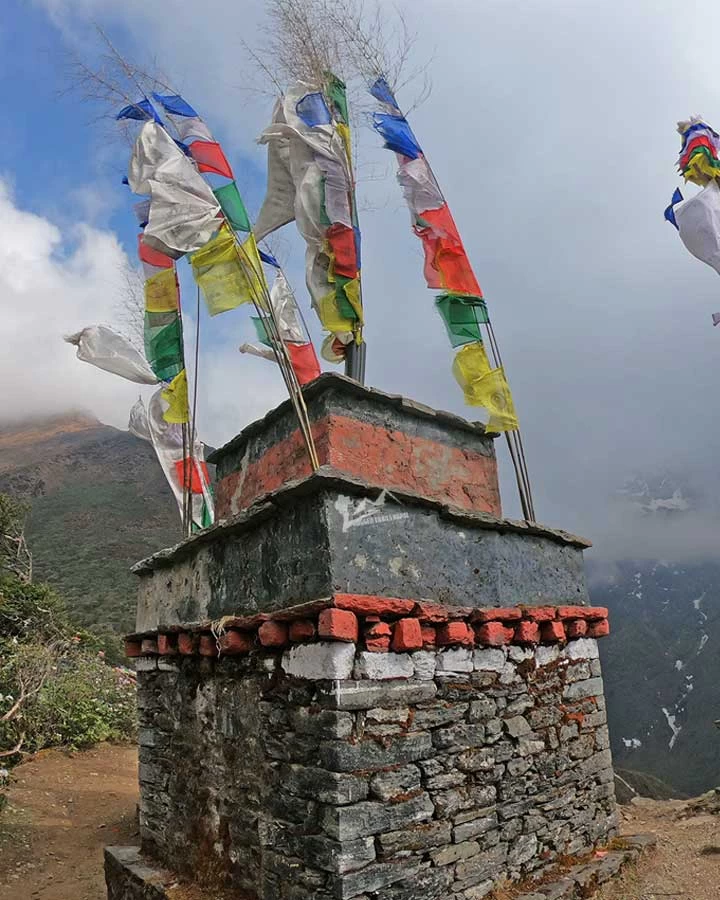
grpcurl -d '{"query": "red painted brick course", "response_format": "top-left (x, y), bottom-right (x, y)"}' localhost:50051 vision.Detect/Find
top-left (258, 621), bottom-right (289, 648)
top-left (514, 621), bottom-right (540, 644)
top-left (566, 619), bottom-right (588, 639)
top-left (414, 601), bottom-right (450, 623)
top-left (318, 608), bottom-right (358, 643)
top-left (421, 625), bottom-right (437, 648)
top-left (540, 620), bottom-right (566, 643)
top-left (475, 622), bottom-right (514, 646)
top-left (557, 606), bottom-right (588, 620)
top-left (215, 414), bottom-right (501, 518)
top-left (392, 618), bottom-right (423, 652)
top-left (220, 630), bottom-right (254, 654)
top-left (523, 607), bottom-right (557, 622)
top-left (141, 638), bottom-right (158, 656)
top-left (585, 607), bottom-right (609, 620)
top-left (437, 621), bottom-right (475, 647)
top-left (334, 594), bottom-right (414, 617)
top-left (289, 619), bottom-right (316, 642)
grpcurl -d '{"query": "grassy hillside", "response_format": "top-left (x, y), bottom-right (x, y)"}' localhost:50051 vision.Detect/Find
top-left (0, 414), bottom-right (179, 632)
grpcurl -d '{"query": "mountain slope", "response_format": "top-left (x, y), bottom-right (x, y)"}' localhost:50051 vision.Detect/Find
top-left (0, 413), bottom-right (180, 632)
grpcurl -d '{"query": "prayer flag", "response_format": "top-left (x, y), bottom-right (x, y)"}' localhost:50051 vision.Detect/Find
top-left (138, 233), bottom-right (173, 268)
top-left (64, 325), bottom-right (158, 385)
top-left (161, 369), bottom-right (190, 424)
top-left (286, 341), bottom-right (321, 385)
top-left (415, 204), bottom-right (482, 295)
top-left (144, 268), bottom-right (179, 313)
top-left (117, 98), bottom-right (159, 122)
top-left (173, 457), bottom-right (210, 493)
top-left (191, 226), bottom-right (265, 316)
top-left (435, 293), bottom-right (488, 347)
top-left (373, 113), bottom-right (422, 159)
top-left (296, 92), bottom-right (332, 127)
top-left (369, 77), bottom-right (401, 110)
top-left (144, 314), bottom-right (184, 382)
top-left (452, 342), bottom-right (518, 431)
top-left (152, 93), bottom-right (199, 118)
top-left (189, 141), bottom-right (234, 179)
top-left (213, 181), bottom-right (251, 232)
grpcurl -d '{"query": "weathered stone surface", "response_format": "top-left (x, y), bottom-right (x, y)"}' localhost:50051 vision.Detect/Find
top-left (322, 794), bottom-right (434, 840)
top-left (282, 642), bottom-right (357, 680)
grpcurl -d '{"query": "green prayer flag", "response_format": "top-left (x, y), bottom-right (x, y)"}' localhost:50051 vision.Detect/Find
top-left (335, 274), bottom-right (359, 321)
top-left (251, 316), bottom-right (271, 347)
top-left (144, 314), bottom-right (184, 382)
top-left (326, 73), bottom-right (348, 123)
top-left (213, 182), bottom-right (251, 232)
top-left (319, 177), bottom-right (331, 227)
top-left (435, 293), bottom-right (488, 348)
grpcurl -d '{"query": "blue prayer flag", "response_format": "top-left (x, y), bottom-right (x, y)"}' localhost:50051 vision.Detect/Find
top-left (296, 92), bottom-right (332, 128)
top-left (259, 250), bottom-right (280, 268)
top-left (664, 187), bottom-right (683, 230)
top-left (116, 98), bottom-right (159, 122)
top-left (152, 93), bottom-right (199, 118)
top-left (369, 77), bottom-right (400, 110)
top-left (372, 113), bottom-right (422, 159)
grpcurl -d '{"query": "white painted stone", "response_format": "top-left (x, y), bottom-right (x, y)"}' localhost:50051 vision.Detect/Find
top-left (473, 648), bottom-right (507, 673)
top-left (508, 645), bottom-right (534, 663)
top-left (282, 642), bottom-right (356, 680)
top-left (157, 658), bottom-right (180, 672)
top-left (135, 657), bottom-right (158, 672)
top-left (436, 648), bottom-right (473, 673)
top-left (354, 651), bottom-right (414, 680)
top-left (535, 644), bottom-right (560, 668)
top-left (411, 651), bottom-right (437, 680)
top-left (564, 637), bottom-right (599, 661)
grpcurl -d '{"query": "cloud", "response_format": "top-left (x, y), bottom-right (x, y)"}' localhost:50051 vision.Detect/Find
top-left (24, 0), bottom-right (720, 559)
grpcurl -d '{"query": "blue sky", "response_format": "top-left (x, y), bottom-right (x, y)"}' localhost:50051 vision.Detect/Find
top-left (6, 0), bottom-right (720, 554)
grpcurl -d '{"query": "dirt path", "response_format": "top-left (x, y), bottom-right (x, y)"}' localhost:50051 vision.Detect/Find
top-left (0, 743), bottom-right (138, 900)
top-left (596, 797), bottom-right (720, 899)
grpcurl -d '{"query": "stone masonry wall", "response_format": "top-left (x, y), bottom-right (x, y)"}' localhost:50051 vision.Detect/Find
top-left (131, 600), bottom-right (617, 900)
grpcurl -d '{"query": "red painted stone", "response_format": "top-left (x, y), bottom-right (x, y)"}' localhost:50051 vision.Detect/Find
top-left (157, 634), bottom-right (177, 656)
top-left (141, 638), bottom-right (158, 656)
top-left (588, 618), bottom-right (610, 638)
top-left (540, 620), bottom-right (566, 643)
top-left (514, 621), bottom-right (540, 644)
top-left (475, 622), bottom-right (514, 647)
top-left (125, 639), bottom-right (142, 658)
top-left (258, 621), bottom-right (289, 648)
top-left (220, 630), bottom-right (254, 654)
top-left (472, 607), bottom-right (523, 623)
top-left (334, 593), bottom-right (415, 617)
top-left (392, 618), bottom-right (423, 652)
top-left (566, 619), bottom-right (588, 639)
top-left (421, 624), bottom-right (437, 648)
top-left (318, 608), bottom-right (358, 642)
top-left (585, 607), bottom-right (609, 620)
top-left (523, 607), bottom-right (557, 622)
top-left (414, 601), bottom-right (450, 623)
top-left (364, 621), bottom-right (391, 652)
top-left (199, 634), bottom-right (218, 657)
top-left (437, 621), bottom-right (475, 647)
top-left (178, 632), bottom-right (196, 655)
top-left (557, 605), bottom-right (588, 620)
top-left (289, 619), bottom-right (316, 642)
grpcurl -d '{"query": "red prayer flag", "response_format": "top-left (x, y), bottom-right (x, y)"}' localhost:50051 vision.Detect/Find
top-left (287, 342), bottom-right (321, 385)
top-left (138, 233), bottom-right (173, 268)
top-left (680, 135), bottom-right (716, 168)
top-left (189, 141), bottom-right (234, 179)
top-left (414, 204), bottom-right (482, 296)
top-left (326, 223), bottom-right (358, 278)
top-left (174, 458), bottom-right (210, 494)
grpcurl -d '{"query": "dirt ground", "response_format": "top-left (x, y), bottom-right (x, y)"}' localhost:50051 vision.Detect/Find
top-left (1, 744), bottom-right (719, 899)
top-left (0, 743), bottom-right (138, 900)
top-left (596, 796), bottom-right (720, 900)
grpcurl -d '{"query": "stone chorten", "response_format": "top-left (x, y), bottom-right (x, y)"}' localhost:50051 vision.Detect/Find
top-left (106, 373), bottom-right (618, 900)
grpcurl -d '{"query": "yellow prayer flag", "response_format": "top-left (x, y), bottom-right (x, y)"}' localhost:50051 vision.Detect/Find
top-left (340, 277), bottom-right (363, 323)
top-left (144, 268), bottom-right (178, 313)
top-left (191, 225), bottom-right (267, 316)
top-left (161, 369), bottom-right (189, 424)
top-left (336, 123), bottom-right (352, 164)
top-left (318, 288), bottom-right (355, 333)
top-left (452, 342), bottom-right (519, 432)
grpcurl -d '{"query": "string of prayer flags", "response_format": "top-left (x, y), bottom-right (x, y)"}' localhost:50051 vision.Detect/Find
top-left (129, 395), bottom-right (214, 531)
top-left (368, 75), bottom-right (517, 430)
top-left (677, 117), bottom-right (720, 185)
top-left (160, 369), bottom-right (190, 424)
top-left (255, 79), bottom-right (362, 362)
top-left (452, 343), bottom-right (519, 432)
